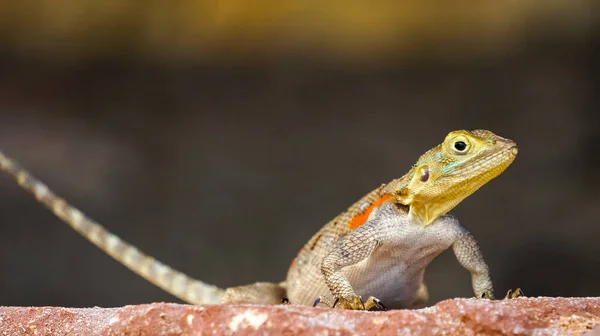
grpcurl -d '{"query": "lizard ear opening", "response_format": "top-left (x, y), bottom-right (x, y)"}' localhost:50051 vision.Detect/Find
top-left (419, 165), bottom-right (430, 182)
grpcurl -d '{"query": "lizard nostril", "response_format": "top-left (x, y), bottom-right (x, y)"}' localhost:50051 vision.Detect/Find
top-left (511, 147), bottom-right (518, 155)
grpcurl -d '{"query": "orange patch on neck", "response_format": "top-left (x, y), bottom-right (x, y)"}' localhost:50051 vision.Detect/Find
top-left (348, 194), bottom-right (393, 230)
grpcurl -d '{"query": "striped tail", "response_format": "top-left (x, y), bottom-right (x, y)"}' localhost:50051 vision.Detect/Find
top-left (0, 151), bottom-right (225, 305)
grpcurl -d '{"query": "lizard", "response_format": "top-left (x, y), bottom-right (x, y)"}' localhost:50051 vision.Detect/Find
top-left (0, 129), bottom-right (518, 310)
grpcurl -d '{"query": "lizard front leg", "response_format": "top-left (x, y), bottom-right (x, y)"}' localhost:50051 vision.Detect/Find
top-left (452, 230), bottom-right (495, 299)
top-left (320, 226), bottom-right (383, 310)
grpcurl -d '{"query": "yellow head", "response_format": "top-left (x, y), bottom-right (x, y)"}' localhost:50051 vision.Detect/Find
top-left (386, 129), bottom-right (518, 225)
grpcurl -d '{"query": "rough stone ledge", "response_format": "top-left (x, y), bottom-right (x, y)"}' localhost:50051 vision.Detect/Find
top-left (0, 297), bottom-right (599, 335)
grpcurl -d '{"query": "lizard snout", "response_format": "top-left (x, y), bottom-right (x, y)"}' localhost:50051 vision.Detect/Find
top-left (497, 137), bottom-right (518, 156)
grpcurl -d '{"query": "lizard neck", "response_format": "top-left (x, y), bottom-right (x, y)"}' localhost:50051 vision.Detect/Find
top-left (381, 173), bottom-right (436, 226)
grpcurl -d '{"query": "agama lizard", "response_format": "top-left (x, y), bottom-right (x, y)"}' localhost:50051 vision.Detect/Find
top-left (0, 129), bottom-right (518, 310)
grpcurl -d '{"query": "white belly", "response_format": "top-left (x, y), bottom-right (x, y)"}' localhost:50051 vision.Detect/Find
top-left (344, 243), bottom-right (446, 308)
top-left (286, 205), bottom-right (460, 308)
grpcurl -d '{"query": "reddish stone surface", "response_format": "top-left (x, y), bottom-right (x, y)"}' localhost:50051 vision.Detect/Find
top-left (0, 297), bottom-right (599, 335)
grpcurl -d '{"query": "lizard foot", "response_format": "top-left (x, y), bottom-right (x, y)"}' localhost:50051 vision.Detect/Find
top-left (504, 288), bottom-right (524, 299)
top-left (364, 296), bottom-right (386, 311)
top-left (332, 296), bottom-right (385, 311)
top-left (480, 292), bottom-right (494, 299)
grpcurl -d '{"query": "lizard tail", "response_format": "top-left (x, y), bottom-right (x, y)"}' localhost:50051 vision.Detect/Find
top-left (0, 151), bottom-right (226, 305)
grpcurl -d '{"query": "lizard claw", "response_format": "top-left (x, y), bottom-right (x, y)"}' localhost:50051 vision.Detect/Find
top-left (504, 288), bottom-right (524, 299)
top-left (473, 291), bottom-right (495, 300)
top-left (481, 292), bottom-right (493, 299)
top-left (333, 296), bottom-right (365, 310)
top-left (474, 288), bottom-right (523, 300)
top-left (332, 295), bottom-right (384, 310)
top-left (365, 296), bottom-right (386, 311)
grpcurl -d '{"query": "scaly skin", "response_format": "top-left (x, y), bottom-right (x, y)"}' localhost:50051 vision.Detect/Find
top-left (0, 129), bottom-right (518, 309)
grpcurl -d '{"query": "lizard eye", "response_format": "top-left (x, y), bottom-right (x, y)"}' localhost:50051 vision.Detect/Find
top-left (454, 141), bottom-right (467, 152)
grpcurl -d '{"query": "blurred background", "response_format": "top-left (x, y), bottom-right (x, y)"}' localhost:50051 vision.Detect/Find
top-left (0, 1), bottom-right (598, 307)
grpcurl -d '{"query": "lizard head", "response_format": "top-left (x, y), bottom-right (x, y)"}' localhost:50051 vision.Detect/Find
top-left (389, 129), bottom-right (518, 225)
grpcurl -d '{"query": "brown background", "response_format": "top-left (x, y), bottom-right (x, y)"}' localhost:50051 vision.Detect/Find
top-left (0, 1), bottom-right (598, 307)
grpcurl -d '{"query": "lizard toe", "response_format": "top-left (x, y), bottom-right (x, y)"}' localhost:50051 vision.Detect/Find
top-left (504, 288), bottom-right (524, 299)
top-left (364, 296), bottom-right (386, 311)
top-left (333, 296), bottom-right (366, 310)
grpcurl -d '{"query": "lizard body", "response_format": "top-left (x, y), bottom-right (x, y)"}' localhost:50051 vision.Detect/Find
top-left (0, 129), bottom-right (517, 309)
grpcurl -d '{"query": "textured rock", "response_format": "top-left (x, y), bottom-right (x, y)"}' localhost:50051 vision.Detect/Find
top-left (0, 297), bottom-right (599, 335)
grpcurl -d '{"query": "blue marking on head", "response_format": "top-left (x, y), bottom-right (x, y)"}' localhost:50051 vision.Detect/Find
top-left (441, 161), bottom-right (463, 174)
